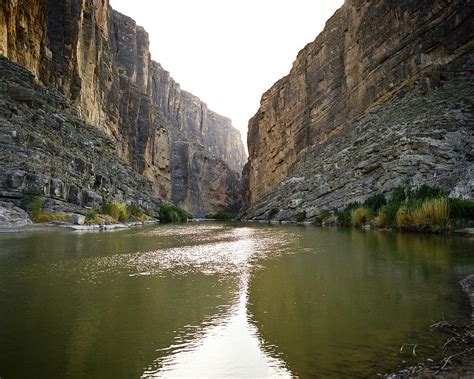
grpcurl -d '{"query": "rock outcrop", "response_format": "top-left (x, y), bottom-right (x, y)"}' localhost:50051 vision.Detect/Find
top-left (0, 56), bottom-right (163, 216)
top-left (245, 0), bottom-right (474, 221)
top-left (0, 0), bottom-right (246, 217)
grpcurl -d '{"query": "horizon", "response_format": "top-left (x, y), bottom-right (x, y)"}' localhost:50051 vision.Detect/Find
top-left (109, 0), bottom-right (344, 151)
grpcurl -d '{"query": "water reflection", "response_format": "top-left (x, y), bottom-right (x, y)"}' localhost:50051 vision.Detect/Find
top-left (140, 226), bottom-right (291, 377)
top-left (144, 272), bottom-right (291, 377)
top-left (0, 224), bottom-right (473, 378)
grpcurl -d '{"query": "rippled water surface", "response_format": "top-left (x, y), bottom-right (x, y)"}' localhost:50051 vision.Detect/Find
top-left (0, 223), bottom-right (473, 377)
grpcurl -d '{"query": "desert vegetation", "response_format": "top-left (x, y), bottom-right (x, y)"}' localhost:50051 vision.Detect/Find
top-left (329, 185), bottom-right (474, 232)
top-left (160, 203), bottom-right (192, 223)
top-left (205, 210), bottom-right (238, 220)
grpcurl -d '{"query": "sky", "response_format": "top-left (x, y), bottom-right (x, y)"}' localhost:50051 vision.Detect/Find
top-left (109, 0), bottom-right (344, 150)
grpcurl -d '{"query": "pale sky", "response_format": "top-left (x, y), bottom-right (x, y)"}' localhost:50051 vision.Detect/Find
top-left (109, 0), bottom-right (344, 150)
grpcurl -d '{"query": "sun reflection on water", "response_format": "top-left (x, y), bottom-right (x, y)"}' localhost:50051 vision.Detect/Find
top-left (141, 227), bottom-right (292, 377)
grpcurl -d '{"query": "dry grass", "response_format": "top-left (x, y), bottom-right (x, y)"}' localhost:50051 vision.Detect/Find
top-left (32, 211), bottom-right (73, 223)
top-left (373, 208), bottom-right (391, 228)
top-left (102, 201), bottom-right (129, 222)
top-left (351, 207), bottom-right (371, 227)
top-left (396, 198), bottom-right (449, 231)
top-left (84, 212), bottom-right (116, 225)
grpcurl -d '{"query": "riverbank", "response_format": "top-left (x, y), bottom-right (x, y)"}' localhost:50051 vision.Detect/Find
top-left (386, 274), bottom-right (474, 378)
top-left (0, 200), bottom-right (162, 232)
top-left (0, 219), bottom-right (160, 233)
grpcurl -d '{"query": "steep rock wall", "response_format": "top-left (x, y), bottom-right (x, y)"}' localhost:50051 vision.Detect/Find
top-left (245, 0), bottom-right (474, 220)
top-left (0, 56), bottom-right (162, 215)
top-left (0, 0), bottom-right (246, 216)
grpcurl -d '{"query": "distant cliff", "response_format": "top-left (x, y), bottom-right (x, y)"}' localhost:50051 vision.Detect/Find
top-left (245, 0), bottom-right (473, 221)
top-left (0, 0), bottom-right (246, 216)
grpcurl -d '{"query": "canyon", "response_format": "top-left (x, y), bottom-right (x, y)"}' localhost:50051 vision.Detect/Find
top-left (244, 0), bottom-right (473, 221)
top-left (0, 0), bottom-right (246, 217)
top-left (0, 0), bottom-right (473, 223)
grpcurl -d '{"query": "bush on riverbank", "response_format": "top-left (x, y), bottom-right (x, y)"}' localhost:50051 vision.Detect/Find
top-left (205, 210), bottom-right (238, 220)
top-left (102, 201), bottom-right (129, 222)
top-left (336, 185), bottom-right (474, 232)
top-left (351, 207), bottom-right (371, 227)
top-left (100, 201), bottom-right (150, 223)
top-left (26, 196), bottom-right (73, 223)
top-left (160, 203), bottom-right (192, 223)
top-left (24, 196), bottom-right (151, 225)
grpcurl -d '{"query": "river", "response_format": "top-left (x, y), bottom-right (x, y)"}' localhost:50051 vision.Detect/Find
top-left (0, 223), bottom-right (473, 377)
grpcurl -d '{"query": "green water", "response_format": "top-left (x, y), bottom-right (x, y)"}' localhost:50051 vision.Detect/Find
top-left (0, 223), bottom-right (473, 378)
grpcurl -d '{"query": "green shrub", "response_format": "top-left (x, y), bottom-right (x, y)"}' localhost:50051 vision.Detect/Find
top-left (410, 184), bottom-right (446, 201)
top-left (160, 203), bottom-right (191, 223)
top-left (102, 201), bottom-right (129, 222)
top-left (336, 202), bottom-right (360, 226)
top-left (375, 204), bottom-right (399, 227)
top-left (268, 208), bottom-right (279, 220)
top-left (448, 198), bottom-right (474, 221)
top-left (125, 203), bottom-right (150, 222)
top-left (30, 196), bottom-right (42, 221)
top-left (127, 203), bottom-right (143, 217)
top-left (85, 211), bottom-right (97, 221)
top-left (351, 207), bottom-right (371, 227)
top-left (363, 194), bottom-right (386, 213)
top-left (205, 210), bottom-right (238, 220)
top-left (314, 210), bottom-right (331, 225)
top-left (395, 206), bottom-right (412, 230)
top-left (390, 186), bottom-right (406, 204)
top-left (373, 207), bottom-right (391, 228)
top-left (296, 211), bottom-right (307, 222)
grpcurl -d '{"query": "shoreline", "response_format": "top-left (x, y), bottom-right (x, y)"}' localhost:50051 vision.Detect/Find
top-left (0, 219), bottom-right (159, 233)
top-left (386, 273), bottom-right (474, 378)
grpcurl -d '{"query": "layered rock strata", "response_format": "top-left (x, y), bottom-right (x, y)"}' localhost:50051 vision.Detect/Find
top-left (245, 0), bottom-right (474, 220)
top-left (0, 0), bottom-right (245, 216)
top-left (0, 56), bottom-right (162, 215)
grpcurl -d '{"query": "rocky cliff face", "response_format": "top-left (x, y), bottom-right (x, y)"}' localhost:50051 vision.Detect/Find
top-left (245, 0), bottom-right (473, 221)
top-left (0, 56), bottom-right (162, 215)
top-left (0, 0), bottom-right (246, 216)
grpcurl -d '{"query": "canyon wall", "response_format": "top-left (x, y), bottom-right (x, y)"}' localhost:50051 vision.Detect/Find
top-left (0, 0), bottom-right (246, 216)
top-left (245, 0), bottom-right (474, 221)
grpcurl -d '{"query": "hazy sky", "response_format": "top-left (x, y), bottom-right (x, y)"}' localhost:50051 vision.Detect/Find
top-left (109, 0), bottom-right (344, 148)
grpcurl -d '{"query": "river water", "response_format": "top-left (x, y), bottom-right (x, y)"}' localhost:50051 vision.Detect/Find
top-left (0, 223), bottom-right (473, 377)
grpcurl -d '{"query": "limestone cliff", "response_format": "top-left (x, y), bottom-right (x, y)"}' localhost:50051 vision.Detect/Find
top-left (245, 0), bottom-right (473, 221)
top-left (0, 56), bottom-right (162, 215)
top-left (0, 0), bottom-right (246, 216)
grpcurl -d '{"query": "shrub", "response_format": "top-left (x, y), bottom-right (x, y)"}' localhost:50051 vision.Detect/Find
top-left (127, 203), bottom-right (143, 217)
top-left (205, 211), bottom-right (238, 220)
top-left (449, 198), bottom-right (474, 221)
top-left (373, 207), bottom-right (391, 228)
top-left (396, 198), bottom-right (449, 231)
top-left (268, 208), bottom-right (279, 220)
top-left (336, 203), bottom-right (360, 226)
top-left (160, 203), bottom-right (191, 223)
top-left (85, 211), bottom-right (99, 225)
top-left (314, 210), bottom-right (331, 225)
top-left (25, 196), bottom-right (71, 223)
top-left (30, 196), bottom-right (42, 220)
top-left (363, 194), bottom-right (386, 213)
top-left (296, 211), bottom-right (307, 222)
top-left (102, 201), bottom-right (129, 222)
top-left (411, 184), bottom-right (446, 201)
top-left (414, 198), bottom-right (449, 229)
top-left (390, 186), bottom-right (406, 204)
top-left (395, 206), bottom-right (413, 230)
top-left (33, 211), bottom-right (72, 223)
top-left (351, 207), bottom-right (371, 227)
